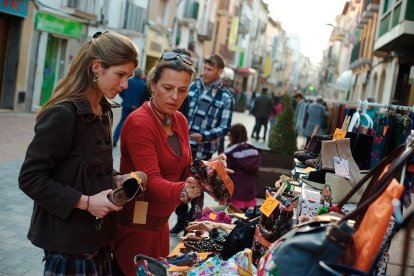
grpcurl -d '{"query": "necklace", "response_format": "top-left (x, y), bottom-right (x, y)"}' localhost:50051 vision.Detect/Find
top-left (150, 99), bottom-right (171, 127)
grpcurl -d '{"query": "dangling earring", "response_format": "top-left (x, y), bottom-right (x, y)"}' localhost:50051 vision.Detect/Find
top-left (93, 74), bottom-right (98, 83)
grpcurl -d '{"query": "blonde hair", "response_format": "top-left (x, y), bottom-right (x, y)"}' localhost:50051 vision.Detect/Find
top-left (37, 32), bottom-right (139, 120)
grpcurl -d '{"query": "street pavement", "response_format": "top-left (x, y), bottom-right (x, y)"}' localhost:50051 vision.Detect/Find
top-left (0, 107), bottom-right (411, 275)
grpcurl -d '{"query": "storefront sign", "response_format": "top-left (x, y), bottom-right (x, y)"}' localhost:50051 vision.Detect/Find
top-left (0, 0), bottom-right (29, 17)
top-left (35, 11), bottom-right (83, 39)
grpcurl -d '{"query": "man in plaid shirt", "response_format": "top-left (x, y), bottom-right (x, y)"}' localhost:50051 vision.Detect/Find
top-left (170, 54), bottom-right (235, 235)
top-left (187, 54), bottom-right (235, 160)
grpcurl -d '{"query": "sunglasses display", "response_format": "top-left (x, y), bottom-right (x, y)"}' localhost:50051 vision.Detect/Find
top-left (159, 51), bottom-right (193, 65)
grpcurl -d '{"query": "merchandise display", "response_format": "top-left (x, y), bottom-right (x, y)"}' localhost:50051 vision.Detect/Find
top-left (133, 129), bottom-right (414, 275)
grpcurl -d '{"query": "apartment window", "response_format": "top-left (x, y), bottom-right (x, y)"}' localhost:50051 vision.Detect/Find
top-left (184, 0), bottom-right (199, 20)
top-left (157, 0), bottom-right (167, 26)
top-left (383, 0), bottom-right (395, 13)
top-left (67, 0), bottom-right (78, 7)
top-left (122, 2), bottom-right (146, 33)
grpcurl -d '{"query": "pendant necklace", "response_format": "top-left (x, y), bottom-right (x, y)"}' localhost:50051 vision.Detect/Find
top-left (150, 99), bottom-right (171, 127)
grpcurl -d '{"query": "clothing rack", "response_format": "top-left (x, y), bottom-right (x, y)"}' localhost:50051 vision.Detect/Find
top-left (326, 99), bottom-right (414, 112)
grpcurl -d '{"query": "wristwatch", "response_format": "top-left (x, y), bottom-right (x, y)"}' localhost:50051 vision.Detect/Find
top-left (179, 188), bottom-right (190, 204)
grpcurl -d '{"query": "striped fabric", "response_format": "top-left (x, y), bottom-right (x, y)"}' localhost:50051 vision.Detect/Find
top-left (188, 79), bottom-right (234, 159)
top-left (43, 247), bottom-right (112, 276)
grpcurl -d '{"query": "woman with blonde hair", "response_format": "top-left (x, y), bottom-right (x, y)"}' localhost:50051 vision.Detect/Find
top-left (19, 31), bottom-right (139, 275)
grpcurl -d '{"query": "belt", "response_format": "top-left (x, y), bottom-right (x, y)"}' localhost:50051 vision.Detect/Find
top-left (44, 246), bottom-right (109, 261)
top-left (118, 214), bottom-right (169, 231)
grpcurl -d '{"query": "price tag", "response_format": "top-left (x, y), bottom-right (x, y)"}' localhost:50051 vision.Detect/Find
top-left (383, 126), bottom-right (388, 136)
top-left (333, 128), bottom-right (346, 140)
top-left (208, 213), bottom-right (217, 220)
top-left (133, 201), bottom-right (148, 224)
top-left (304, 167), bottom-right (315, 173)
top-left (334, 157), bottom-right (350, 179)
top-left (260, 197), bottom-right (280, 217)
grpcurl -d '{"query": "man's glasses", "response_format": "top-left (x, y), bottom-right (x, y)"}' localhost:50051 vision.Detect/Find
top-left (159, 51), bottom-right (193, 66)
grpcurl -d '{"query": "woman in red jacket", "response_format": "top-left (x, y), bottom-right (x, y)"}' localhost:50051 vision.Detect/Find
top-left (112, 50), bottom-right (203, 275)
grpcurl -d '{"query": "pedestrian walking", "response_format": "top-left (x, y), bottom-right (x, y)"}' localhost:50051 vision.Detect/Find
top-left (251, 87), bottom-right (275, 141)
top-left (293, 92), bottom-right (307, 149)
top-left (113, 67), bottom-right (147, 147)
top-left (302, 96), bottom-right (330, 144)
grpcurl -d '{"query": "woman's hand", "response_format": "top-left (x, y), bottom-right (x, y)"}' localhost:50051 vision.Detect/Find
top-left (183, 176), bottom-right (203, 201)
top-left (77, 190), bottom-right (122, 218)
top-left (113, 174), bottom-right (123, 188)
top-left (210, 153), bottom-right (234, 174)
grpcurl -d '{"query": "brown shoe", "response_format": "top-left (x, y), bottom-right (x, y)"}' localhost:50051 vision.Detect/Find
top-left (108, 171), bottom-right (147, 206)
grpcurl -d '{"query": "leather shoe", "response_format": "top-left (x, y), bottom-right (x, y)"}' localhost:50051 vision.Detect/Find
top-left (294, 150), bottom-right (318, 163)
top-left (305, 158), bottom-right (319, 168)
top-left (108, 171), bottom-right (147, 206)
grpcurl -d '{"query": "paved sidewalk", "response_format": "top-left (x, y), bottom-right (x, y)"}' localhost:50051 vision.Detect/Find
top-left (1, 108), bottom-right (411, 275)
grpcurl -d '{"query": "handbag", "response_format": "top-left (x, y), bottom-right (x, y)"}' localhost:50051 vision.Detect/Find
top-left (251, 225), bottom-right (272, 266)
top-left (220, 216), bottom-right (260, 260)
top-left (257, 216), bottom-right (355, 276)
top-left (190, 159), bottom-right (234, 205)
top-left (189, 248), bottom-right (256, 276)
top-left (134, 254), bottom-right (169, 276)
top-left (353, 178), bottom-right (404, 271)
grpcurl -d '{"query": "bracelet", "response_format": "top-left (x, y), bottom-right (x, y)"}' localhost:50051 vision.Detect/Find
top-left (179, 188), bottom-right (190, 204)
top-left (86, 196), bottom-right (90, 211)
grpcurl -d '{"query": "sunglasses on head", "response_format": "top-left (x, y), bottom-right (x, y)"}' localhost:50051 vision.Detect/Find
top-left (159, 51), bottom-right (193, 65)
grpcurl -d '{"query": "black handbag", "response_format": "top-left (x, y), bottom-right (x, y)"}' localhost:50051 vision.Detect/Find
top-left (220, 216), bottom-right (260, 260)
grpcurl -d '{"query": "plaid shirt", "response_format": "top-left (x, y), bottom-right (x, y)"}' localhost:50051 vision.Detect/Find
top-left (188, 78), bottom-right (234, 159)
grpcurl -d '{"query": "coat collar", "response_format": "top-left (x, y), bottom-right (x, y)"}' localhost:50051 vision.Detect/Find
top-left (72, 98), bottom-right (116, 115)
